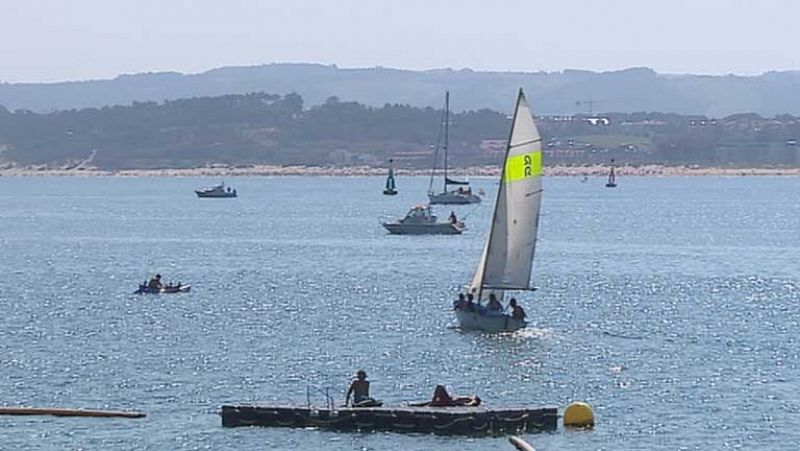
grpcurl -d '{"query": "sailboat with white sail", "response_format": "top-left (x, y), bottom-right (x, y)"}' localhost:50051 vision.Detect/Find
top-left (428, 92), bottom-right (481, 205)
top-left (454, 89), bottom-right (542, 333)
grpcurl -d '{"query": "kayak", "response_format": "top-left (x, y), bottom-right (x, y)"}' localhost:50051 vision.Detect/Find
top-left (134, 284), bottom-right (191, 294)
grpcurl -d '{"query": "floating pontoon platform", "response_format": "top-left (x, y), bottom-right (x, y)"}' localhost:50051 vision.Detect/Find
top-left (220, 404), bottom-right (558, 435)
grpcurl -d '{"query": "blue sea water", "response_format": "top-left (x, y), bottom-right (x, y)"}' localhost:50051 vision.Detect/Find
top-left (0, 175), bottom-right (799, 450)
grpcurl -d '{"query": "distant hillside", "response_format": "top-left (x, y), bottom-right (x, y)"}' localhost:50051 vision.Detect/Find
top-left (2, 64), bottom-right (800, 116)
top-left (2, 92), bottom-right (798, 170)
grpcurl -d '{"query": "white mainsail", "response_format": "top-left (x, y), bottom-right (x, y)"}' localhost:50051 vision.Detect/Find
top-left (470, 89), bottom-right (542, 301)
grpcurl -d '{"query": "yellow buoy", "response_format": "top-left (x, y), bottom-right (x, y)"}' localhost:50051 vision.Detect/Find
top-left (563, 401), bottom-right (594, 428)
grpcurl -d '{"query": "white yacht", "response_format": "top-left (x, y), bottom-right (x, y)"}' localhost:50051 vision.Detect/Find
top-left (383, 205), bottom-right (465, 235)
top-left (195, 182), bottom-right (237, 198)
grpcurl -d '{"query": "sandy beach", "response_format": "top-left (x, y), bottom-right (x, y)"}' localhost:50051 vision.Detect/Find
top-left (2, 164), bottom-right (800, 177)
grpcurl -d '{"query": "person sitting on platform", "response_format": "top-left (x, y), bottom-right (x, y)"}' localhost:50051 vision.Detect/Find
top-left (147, 274), bottom-right (163, 290)
top-left (410, 385), bottom-right (481, 407)
top-left (509, 298), bottom-right (527, 321)
top-left (345, 370), bottom-right (382, 407)
top-left (487, 293), bottom-right (503, 313)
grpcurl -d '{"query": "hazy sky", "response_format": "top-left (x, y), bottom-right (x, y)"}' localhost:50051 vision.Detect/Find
top-left (1, 0), bottom-right (797, 82)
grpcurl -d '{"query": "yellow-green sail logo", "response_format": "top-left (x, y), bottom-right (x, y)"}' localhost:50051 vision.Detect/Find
top-left (505, 151), bottom-right (542, 183)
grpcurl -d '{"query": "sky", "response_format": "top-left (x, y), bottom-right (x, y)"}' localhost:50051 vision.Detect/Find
top-left (0, 0), bottom-right (797, 83)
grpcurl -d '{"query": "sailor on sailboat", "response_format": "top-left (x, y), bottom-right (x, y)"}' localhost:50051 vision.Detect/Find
top-left (454, 89), bottom-right (542, 333)
top-left (383, 159), bottom-right (398, 195)
top-left (428, 92), bottom-right (481, 205)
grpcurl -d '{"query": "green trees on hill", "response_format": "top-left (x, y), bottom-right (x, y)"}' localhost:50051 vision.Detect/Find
top-left (0, 92), bottom-right (798, 168)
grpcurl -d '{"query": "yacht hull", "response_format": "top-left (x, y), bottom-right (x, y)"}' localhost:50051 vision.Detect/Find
top-left (428, 192), bottom-right (481, 204)
top-left (383, 222), bottom-right (464, 235)
top-left (195, 191), bottom-right (237, 198)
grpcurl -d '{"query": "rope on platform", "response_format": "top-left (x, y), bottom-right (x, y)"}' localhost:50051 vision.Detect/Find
top-left (471, 420), bottom-right (490, 431)
top-left (296, 414), bottom-right (347, 426)
top-left (391, 422), bottom-right (417, 429)
top-left (497, 413), bottom-right (530, 422)
top-left (431, 415), bottom-right (475, 430)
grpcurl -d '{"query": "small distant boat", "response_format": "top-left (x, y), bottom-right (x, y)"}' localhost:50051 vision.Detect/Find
top-left (196, 182), bottom-right (237, 198)
top-left (383, 159), bottom-right (398, 195)
top-left (605, 160), bottom-right (617, 188)
top-left (455, 89), bottom-right (541, 333)
top-left (428, 92), bottom-right (481, 205)
top-left (383, 204), bottom-right (465, 235)
top-left (134, 283), bottom-right (191, 294)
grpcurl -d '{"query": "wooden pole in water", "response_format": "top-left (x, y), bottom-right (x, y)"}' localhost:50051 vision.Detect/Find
top-left (0, 407), bottom-right (145, 419)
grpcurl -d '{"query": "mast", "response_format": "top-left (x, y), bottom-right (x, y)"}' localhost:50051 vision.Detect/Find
top-left (477, 88), bottom-right (523, 301)
top-left (427, 98), bottom-right (447, 194)
top-left (443, 91), bottom-right (449, 192)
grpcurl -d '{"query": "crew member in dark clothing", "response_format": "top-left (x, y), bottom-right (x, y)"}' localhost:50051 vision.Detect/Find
top-left (509, 298), bottom-right (527, 320)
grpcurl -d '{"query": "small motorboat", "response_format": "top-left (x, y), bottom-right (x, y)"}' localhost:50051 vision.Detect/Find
top-left (195, 182), bottom-right (237, 198)
top-left (383, 204), bottom-right (465, 235)
top-left (135, 283), bottom-right (191, 294)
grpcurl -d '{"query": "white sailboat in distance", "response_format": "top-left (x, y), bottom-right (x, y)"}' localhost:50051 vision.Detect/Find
top-left (454, 89), bottom-right (543, 333)
top-left (428, 92), bottom-right (482, 204)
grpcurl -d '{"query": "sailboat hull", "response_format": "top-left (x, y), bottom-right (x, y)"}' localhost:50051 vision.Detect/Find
top-left (428, 191), bottom-right (481, 204)
top-left (455, 309), bottom-right (527, 333)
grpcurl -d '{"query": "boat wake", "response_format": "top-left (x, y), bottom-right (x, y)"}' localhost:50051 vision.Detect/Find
top-left (510, 327), bottom-right (555, 340)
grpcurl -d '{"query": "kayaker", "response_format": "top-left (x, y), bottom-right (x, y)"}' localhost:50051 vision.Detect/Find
top-left (147, 274), bottom-right (163, 290)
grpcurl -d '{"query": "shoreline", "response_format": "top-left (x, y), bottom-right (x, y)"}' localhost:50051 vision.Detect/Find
top-left (2, 164), bottom-right (800, 177)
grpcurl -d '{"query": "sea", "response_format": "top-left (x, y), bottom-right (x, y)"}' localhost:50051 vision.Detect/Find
top-left (0, 175), bottom-right (798, 450)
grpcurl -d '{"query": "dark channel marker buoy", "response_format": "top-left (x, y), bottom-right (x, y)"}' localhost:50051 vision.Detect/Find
top-left (0, 406), bottom-right (145, 419)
